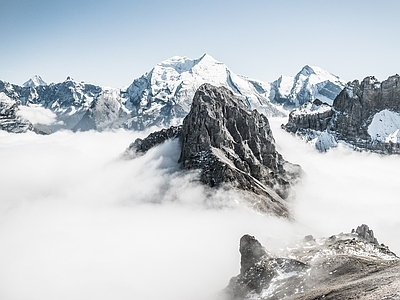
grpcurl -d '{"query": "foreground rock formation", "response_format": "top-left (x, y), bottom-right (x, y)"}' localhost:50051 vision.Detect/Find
top-left (224, 224), bottom-right (400, 299)
top-left (283, 75), bottom-right (400, 153)
top-left (125, 84), bottom-right (301, 217)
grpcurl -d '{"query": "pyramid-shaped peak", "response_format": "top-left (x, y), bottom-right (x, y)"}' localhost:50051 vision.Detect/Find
top-left (23, 75), bottom-right (47, 87)
top-left (299, 65), bottom-right (317, 76)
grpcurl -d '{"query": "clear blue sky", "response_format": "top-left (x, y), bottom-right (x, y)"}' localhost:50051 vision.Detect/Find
top-left (1, 0), bottom-right (399, 87)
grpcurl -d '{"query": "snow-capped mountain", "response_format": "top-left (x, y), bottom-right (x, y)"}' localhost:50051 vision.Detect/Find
top-left (119, 54), bottom-right (283, 130)
top-left (0, 54), bottom-right (347, 133)
top-left (23, 75), bottom-right (47, 88)
top-left (270, 65), bottom-right (346, 108)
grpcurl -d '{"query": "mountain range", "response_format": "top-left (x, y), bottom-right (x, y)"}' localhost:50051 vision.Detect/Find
top-left (0, 54), bottom-right (345, 133)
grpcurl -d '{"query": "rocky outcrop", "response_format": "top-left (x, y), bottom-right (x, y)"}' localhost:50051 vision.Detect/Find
top-left (283, 75), bottom-right (400, 154)
top-left (283, 99), bottom-right (334, 133)
top-left (352, 224), bottom-right (378, 245)
top-left (125, 84), bottom-right (301, 217)
top-left (224, 225), bottom-right (399, 300)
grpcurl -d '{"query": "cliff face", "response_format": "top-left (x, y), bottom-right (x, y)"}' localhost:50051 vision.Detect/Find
top-left (283, 75), bottom-right (400, 154)
top-left (224, 225), bottom-right (399, 300)
top-left (125, 84), bottom-right (301, 217)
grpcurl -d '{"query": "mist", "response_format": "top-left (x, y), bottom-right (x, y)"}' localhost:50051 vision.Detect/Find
top-left (0, 120), bottom-right (399, 300)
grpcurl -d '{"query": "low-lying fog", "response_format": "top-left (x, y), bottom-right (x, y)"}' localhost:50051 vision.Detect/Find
top-left (0, 118), bottom-right (399, 300)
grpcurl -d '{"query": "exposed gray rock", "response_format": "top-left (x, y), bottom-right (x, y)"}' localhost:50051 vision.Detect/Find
top-left (283, 75), bottom-right (400, 154)
top-left (352, 224), bottom-right (378, 244)
top-left (125, 84), bottom-right (302, 217)
top-left (223, 225), bottom-right (399, 300)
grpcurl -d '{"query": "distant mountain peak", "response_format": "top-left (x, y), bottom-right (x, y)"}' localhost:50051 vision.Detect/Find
top-left (299, 65), bottom-right (317, 76)
top-left (23, 75), bottom-right (47, 87)
top-left (65, 76), bottom-right (75, 82)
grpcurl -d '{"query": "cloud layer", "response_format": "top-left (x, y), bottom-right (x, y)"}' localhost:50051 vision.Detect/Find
top-left (0, 120), bottom-right (399, 300)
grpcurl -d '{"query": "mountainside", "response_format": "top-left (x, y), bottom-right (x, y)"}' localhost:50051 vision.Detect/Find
top-left (124, 84), bottom-right (301, 217)
top-left (270, 65), bottom-right (345, 108)
top-left (0, 55), bottom-right (345, 134)
top-left (283, 75), bottom-right (400, 153)
top-left (224, 225), bottom-right (399, 300)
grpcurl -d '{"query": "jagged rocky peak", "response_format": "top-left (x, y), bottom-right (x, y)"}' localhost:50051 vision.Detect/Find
top-left (124, 84), bottom-right (301, 217)
top-left (239, 235), bottom-right (268, 274)
top-left (179, 84), bottom-right (301, 215)
top-left (352, 224), bottom-right (378, 244)
top-left (224, 225), bottom-right (399, 300)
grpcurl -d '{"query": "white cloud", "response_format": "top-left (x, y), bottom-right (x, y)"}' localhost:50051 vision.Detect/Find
top-left (0, 120), bottom-right (398, 300)
top-left (16, 104), bottom-right (58, 125)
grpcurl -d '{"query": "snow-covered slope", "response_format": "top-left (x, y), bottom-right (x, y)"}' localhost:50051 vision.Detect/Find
top-left (270, 65), bottom-right (346, 108)
top-left (123, 54), bottom-right (282, 130)
top-left (368, 109), bottom-right (400, 143)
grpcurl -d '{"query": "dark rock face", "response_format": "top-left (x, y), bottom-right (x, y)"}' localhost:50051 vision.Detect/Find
top-left (283, 75), bottom-right (400, 154)
top-left (224, 226), bottom-right (399, 300)
top-left (125, 84), bottom-right (301, 217)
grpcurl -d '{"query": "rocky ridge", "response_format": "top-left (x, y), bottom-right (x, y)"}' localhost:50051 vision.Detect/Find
top-left (283, 75), bottom-right (400, 153)
top-left (124, 84), bottom-right (301, 217)
top-left (224, 224), bottom-right (399, 300)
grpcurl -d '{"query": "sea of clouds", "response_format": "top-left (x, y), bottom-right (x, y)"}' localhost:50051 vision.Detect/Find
top-left (0, 118), bottom-right (399, 300)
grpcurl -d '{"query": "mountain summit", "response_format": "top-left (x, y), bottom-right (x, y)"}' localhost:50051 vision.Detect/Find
top-left (22, 75), bottom-right (47, 88)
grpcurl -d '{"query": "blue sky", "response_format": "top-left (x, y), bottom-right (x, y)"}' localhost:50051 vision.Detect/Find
top-left (1, 0), bottom-right (399, 87)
